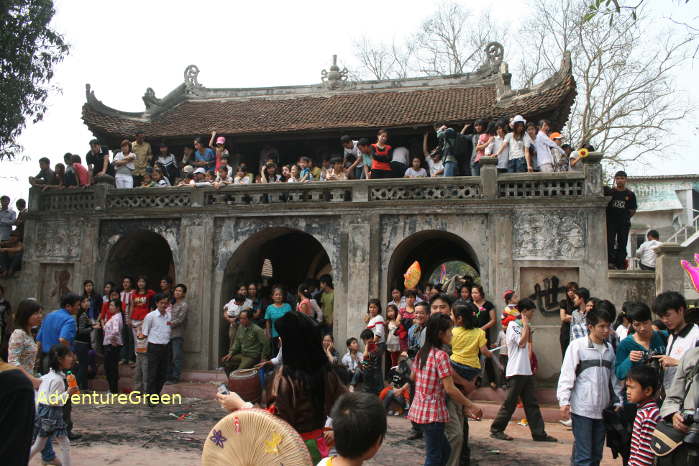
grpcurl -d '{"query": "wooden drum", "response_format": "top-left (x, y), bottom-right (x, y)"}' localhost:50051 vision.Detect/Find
top-left (228, 368), bottom-right (261, 403)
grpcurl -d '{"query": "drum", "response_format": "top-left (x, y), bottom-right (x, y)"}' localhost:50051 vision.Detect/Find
top-left (228, 368), bottom-right (261, 403)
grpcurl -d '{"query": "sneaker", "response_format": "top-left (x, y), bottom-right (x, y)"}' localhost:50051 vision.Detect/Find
top-left (559, 419), bottom-right (572, 428)
top-left (533, 435), bottom-right (558, 442)
top-left (490, 431), bottom-right (513, 441)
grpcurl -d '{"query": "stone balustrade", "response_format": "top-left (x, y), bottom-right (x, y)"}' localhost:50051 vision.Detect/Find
top-left (29, 153), bottom-right (604, 213)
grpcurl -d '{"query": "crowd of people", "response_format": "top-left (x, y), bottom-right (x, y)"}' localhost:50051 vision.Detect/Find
top-left (27, 118), bottom-right (592, 192)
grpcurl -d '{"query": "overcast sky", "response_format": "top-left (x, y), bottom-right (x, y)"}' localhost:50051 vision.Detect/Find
top-left (2, 0), bottom-right (698, 204)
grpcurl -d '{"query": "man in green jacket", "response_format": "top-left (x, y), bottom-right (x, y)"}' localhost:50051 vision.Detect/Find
top-left (221, 309), bottom-right (271, 377)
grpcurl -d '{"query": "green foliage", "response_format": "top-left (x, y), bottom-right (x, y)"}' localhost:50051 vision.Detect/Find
top-left (0, 0), bottom-right (68, 159)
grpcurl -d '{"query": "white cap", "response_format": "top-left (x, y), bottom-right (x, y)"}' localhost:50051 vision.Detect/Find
top-left (193, 167), bottom-right (206, 175)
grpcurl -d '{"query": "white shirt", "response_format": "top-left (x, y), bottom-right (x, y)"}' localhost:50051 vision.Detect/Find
top-left (223, 298), bottom-right (252, 318)
top-left (343, 140), bottom-right (362, 168)
top-left (392, 146), bottom-right (409, 165)
top-left (141, 309), bottom-right (172, 344)
top-left (342, 351), bottom-right (360, 372)
top-left (36, 369), bottom-right (69, 406)
top-left (366, 315), bottom-right (385, 343)
top-left (504, 132), bottom-right (526, 160)
top-left (533, 131), bottom-right (564, 168)
top-left (113, 151), bottom-right (135, 175)
top-left (0, 208), bottom-right (16, 241)
top-left (505, 321), bottom-right (532, 377)
top-left (487, 135), bottom-right (509, 169)
top-left (635, 239), bottom-right (661, 268)
top-left (426, 157), bottom-right (444, 177)
top-left (270, 347), bottom-right (283, 367)
top-left (234, 175), bottom-right (251, 184)
top-left (405, 167), bottom-right (427, 178)
top-left (616, 325), bottom-right (629, 341)
top-left (664, 324), bottom-right (699, 388)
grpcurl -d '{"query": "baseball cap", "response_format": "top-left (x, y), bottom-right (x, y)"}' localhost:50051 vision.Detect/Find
top-left (216, 136), bottom-right (226, 145)
top-left (193, 167), bottom-right (206, 175)
top-left (550, 132), bottom-right (563, 140)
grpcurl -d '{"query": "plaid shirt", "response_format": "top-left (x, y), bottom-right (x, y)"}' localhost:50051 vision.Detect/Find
top-left (408, 348), bottom-right (452, 424)
top-left (570, 310), bottom-right (588, 342)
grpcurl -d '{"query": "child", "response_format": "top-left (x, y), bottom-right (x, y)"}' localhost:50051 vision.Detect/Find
top-left (287, 164), bottom-right (300, 183)
top-left (359, 328), bottom-right (383, 395)
top-left (385, 304), bottom-right (401, 368)
top-left (557, 308), bottom-right (624, 465)
top-left (233, 167), bottom-right (250, 184)
top-left (325, 157), bottom-right (347, 181)
top-left (317, 392), bottom-right (387, 466)
top-left (450, 303), bottom-right (493, 383)
top-left (342, 337), bottom-right (361, 384)
top-left (380, 357), bottom-right (411, 416)
top-left (140, 172), bottom-right (155, 187)
top-left (152, 168), bottom-right (171, 187)
top-left (501, 289), bottom-right (520, 328)
top-left (490, 299), bottom-right (556, 442)
top-left (404, 157), bottom-right (427, 178)
top-left (29, 344), bottom-right (78, 466)
top-left (626, 365), bottom-right (660, 466)
top-left (298, 156), bottom-right (312, 182)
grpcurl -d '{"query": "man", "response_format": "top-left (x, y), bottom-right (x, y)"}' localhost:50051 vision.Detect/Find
top-left (221, 309), bottom-right (271, 376)
top-left (533, 120), bottom-right (565, 173)
top-left (604, 171), bottom-right (637, 270)
top-left (166, 284), bottom-right (188, 384)
top-left (14, 198), bottom-right (27, 238)
top-left (132, 130), bottom-right (153, 185)
top-left (0, 196), bottom-right (16, 242)
top-left (490, 299), bottom-right (557, 443)
top-left (63, 153), bottom-right (78, 187)
top-left (159, 277), bottom-right (173, 303)
top-left (35, 293), bottom-right (81, 446)
top-left (0, 230), bottom-right (24, 278)
top-left (436, 125), bottom-right (460, 177)
top-left (635, 230), bottom-right (661, 271)
top-left (319, 274), bottom-right (334, 333)
top-left (86, 139), bottom-right (111, 180)
top-left (357, 138), bottom-right (373, 179)
top-left (28, 157), bottom-right (56, 187)
top-left (120, 276), bottom-right (135, 365)
top-left (140, 294), bottom-right (172, 397)
top-left (223, 293), bottom-right (252, 346)
top-left (569, 287), bottom-right (591, 342)
top-left (653, 291), bottom-right (699, 389)
top-left (658, 345), bottom-right (699, 465)
top-left (341, 135), bottom-right (363, 179)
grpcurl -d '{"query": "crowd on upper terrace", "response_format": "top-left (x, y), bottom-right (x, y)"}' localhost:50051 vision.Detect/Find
top-left (27, 116), bottom-right (595, 191)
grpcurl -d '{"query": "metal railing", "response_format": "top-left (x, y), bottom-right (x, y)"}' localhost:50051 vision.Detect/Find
top-left (667, 209), bottom-right (699, 245)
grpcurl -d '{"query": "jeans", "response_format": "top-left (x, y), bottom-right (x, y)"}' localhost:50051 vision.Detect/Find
top-left (422, 422), bottom-right (451, 466)
top-left (490, 375), bottom-right (547, 439)
top-left (355, 166), bottom-right (365, 180)
top-left (445, 397), bottom-right (463, 466)
top-left (120, 321), bottom-right (134, 362)
top-left (508, 158), bottom-right (527, 173)
top-left (443, 161), bottom-right (458, 177)
top-left (571, 413), bottom-right (606, 466)
top-left (169, 337), bottom-right (184, 381)
top-left (470, 162), bottom-right (480, 176)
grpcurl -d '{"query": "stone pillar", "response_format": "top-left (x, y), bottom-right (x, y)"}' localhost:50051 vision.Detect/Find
top-left (583, 153), bottom-right (603, 197)
top-left (480, 157), bottom-right (498, 199)
top-left (342, 215), bottom-right (373, 349)
top-left (655, 243), bottom-right (685, 294)
top-left (491, 211), bottom-right (514, 311)
top-left (93, 184), bottom-right (108, 211)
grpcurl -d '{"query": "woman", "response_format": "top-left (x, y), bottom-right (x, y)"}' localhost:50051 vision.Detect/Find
top-left (296, 284), bottom-right (313, 318)
top-left (74, 296), bottom-right (94, 389)
top-left (370, 129), bottom-right (393, 179)
top-left (8, 299), bottom-right (42, 387)
top-left (472, 120), bottom-right (493, 176)
top-left (322, 333), bottom-right (340, 365)
top-left (218, 311), bottom-right (346, 463)
top-left (471, 285), bottom-right (497, 389)
top-left (454, 285), bottom-right (472, 308)
top-left (264, 287), bottom-right (292, 352)
top-left (408, 313), bottom-right (482, 466)
top-left (247, 283), bottom-right (264, 327)
top-left (487, 120), bottom-right (509, 173)
top-left (524, 122), bottom-right (538, 172)
top-left (494, 115), bottom-right (527, 173)
top-left (113, 139), bottom-right (136, 188)
top-left (365, 299), bottom-right (385, 346)
top-left (83, 280), bottom-right (103, 355)
top-left (103, 298), bottom-right (124, 394)
top-left (559, 281), bottom-right (578, 356)
top-left (615, 302), bottom-right (667, 381)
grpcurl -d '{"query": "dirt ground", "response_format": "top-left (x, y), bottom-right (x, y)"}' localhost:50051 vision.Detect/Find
top-left (29, 396), bottom-right (622, 466)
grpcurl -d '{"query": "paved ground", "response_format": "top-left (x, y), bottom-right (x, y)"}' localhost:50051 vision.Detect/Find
top-left (29, 395), bottom-right (622, 465)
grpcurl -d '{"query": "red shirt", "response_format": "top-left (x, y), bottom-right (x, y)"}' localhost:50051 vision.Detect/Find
top-left (370, 144), bottom-right (392, 171)
top-left (73, 163), bottom-right (90, 186)
top-left (99, 301), bottom-right (125, 322)
top-left (408, 348), bottom-right (452, 424)
top-left (131, 290), bottom-right (155, 321)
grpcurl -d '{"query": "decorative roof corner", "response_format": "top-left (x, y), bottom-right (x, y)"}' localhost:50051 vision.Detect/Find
top-left (495, 62), bottom-right (512, 100)
top-left (184, 65), bottom-right (204, 95)
top-left (321, 55), bottom-right (349, 90)
top-left (142, 87), bottom-right (162, 112)
top-left (477, 42), bottom-right (504, 76)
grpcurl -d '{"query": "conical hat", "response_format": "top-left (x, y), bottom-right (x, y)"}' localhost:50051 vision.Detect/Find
top-left (201, 409), bottom-right (311, 466)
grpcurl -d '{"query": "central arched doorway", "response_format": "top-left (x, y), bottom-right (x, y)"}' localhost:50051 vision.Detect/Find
top-left (104, 230), bottom-right (175, 290)
top-left (387, 230), bottom-right (479, 296)
top-left (219, 228), bottom-right (332, 356)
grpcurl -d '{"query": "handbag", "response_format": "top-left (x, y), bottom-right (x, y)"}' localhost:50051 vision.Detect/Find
top-left (650, 421), bottom-right (686, 457)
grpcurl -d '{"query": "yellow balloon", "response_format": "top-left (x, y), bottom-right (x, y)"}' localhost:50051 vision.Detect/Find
top-left (404, 261), bottom-right (422, 289)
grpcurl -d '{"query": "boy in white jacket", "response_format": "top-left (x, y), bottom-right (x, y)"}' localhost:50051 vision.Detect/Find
top-left (557, 308), bottom-right (624, 466)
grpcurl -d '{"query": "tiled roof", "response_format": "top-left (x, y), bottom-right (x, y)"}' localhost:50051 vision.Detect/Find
top-left (82, 65), bottom-right (576, 142)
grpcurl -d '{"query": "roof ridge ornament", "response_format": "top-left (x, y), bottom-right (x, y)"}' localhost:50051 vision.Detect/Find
top-left (478, 42), bottom-right (504, 75)
top-left (321, 55), bottom-right (349, 90)
top-left (184, 65), bottom-right (203, 94)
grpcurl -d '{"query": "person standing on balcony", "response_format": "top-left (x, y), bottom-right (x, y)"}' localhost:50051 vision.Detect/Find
top-left (370, 129), bottom-right (393, 179)
top-left (113, 140), bottom-right (136, 189)
top-left (486, 121), bottom-right (509, 174)
top-left (435, 124), bottom-right (460, 177)
top-left (131, 130), bottom-right (153, 185)
top-left (193, 137), bottom-right (215, 174)
top-left (391, 146), bottom-right (409, 178)
top-left (604, 171), bottom-right (637, 270)
top-left (86, 139), bottom-right (111, 182)
top-left (493, 115), bottom-right (527, 173)
top-left (635, 230), bottom-right (661, 271)
top-left (533, 120), bottom-right (565, 173)
top-left (470, 119), bottom-right (491, 176)
top-left (357, 138), bottom-right (373, 179)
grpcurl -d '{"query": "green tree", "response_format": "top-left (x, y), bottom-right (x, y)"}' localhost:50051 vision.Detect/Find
top-left (0, 0), bottom-right (68, 159)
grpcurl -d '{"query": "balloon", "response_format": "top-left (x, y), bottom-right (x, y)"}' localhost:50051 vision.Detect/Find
top-left (681, 253), bottom-right (699, 293)
top-left (403, 261), bottom-right (422, 290)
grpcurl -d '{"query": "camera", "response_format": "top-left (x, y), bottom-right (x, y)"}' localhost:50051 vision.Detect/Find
top-left (641, 350), bottom-right (662, 372)
top-left (684, 407), bottom-right (699, 447)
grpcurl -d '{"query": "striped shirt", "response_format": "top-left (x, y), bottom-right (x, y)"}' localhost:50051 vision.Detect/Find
top-left (629, 399), bottom-right (660, 466)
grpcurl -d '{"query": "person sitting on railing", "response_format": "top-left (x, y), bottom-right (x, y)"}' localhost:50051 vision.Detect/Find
top-left (53, 163), bottom-right (66, 189)
top-left (28, 157), bottom-right (57, 189)
top-left (370, 129), bottom-right (393, 179)
top-left (635, 230), bottom-right (661, 271)
top-left (325, 157), bottom-right (348, 181)
top-left (62, 153), bottom-right (78, 188)
top-left (213, 166), bottom-right (232, 190)
top-left (405, 156), bottom-right (428, 178)
top-left (70, 155), bottom-right (90, 187)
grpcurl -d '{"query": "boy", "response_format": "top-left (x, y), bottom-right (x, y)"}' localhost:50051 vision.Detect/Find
top-left (626, 365), bottom-right (660, 466)
top-left (341, 337), bottom-right (361, 383)
top-left (557, 308), bottom-right (624, 466)
top-left (569, 287), bottom-right (591, 342)
top-left (604, 170), bottom-right (637, 269)
top-left (298, 156), bottom-right (312, 182)
top-left (359, 329), bottom-right (382, 395)
top-left (317, 392), bottom-right (386, 466)
top-left (490, 299), bottom-right (556, 442)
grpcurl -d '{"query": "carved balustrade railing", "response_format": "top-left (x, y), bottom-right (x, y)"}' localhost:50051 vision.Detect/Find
top-left (36, 189), bottom-right (96, 211)
top-left (497, 172), bottom-right (585, 198)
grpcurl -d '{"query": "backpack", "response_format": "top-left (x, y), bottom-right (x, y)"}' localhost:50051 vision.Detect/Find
top-left (452, 133), bottom-right (473, 164)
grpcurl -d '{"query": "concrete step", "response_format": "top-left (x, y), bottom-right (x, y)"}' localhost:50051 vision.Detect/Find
top-left (476, 400), bottom-right (564, 423)
top-left (469, 387), bottom-right (558, 405)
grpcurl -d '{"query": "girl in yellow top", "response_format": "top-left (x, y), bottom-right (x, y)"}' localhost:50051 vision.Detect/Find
top-left (450, 303), bottom-right (494, 382)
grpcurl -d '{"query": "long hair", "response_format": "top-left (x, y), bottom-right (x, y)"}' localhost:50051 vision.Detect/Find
top-left (14, 299), bottom-right (43, 332)
top-left (416, 313), bottom-right (453, 369)
top-left (275, 311), bottom-right (329, 420)
top-left (454, 303), bottom-right (478, 330)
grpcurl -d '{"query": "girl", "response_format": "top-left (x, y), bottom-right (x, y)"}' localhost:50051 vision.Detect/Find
top-left (486, 120), bottom-right (509, 173)
top-left (402, 290), bottom-right (417, 321)
top-left (208, 133), bottom-right (230, 173)
top-left (103, 298), bottom-right (124, 394)
top-left (472, 285), bottom-right (498, 389)
top-left (28, 344), bottom-right (78, 466)
top-left (151, 167), bottom-right (171, 187)
top-left (296, 284), bottom-right (313, 318)
top-left (559, 281), bottom-right (578, 357)
top-left (281, 164), bottom-right (291, 182)
top-left (213, 165), bottom-right (232, 189)
top-left (408, 313), bottom-right (482, 466)
top-left (83, 280), bottom-right (103, 353)
top-left (454, 285), bottom-right (472, 308)
top-left (405, 156), bottom-right (428, 178)
top-left (365, 299), bottom-right (385, 346)
top-left (495, 115), bottom-right (527, 173)
top-left (472, 120), bottom-right (493, 176)
top-left (322, 333), bottom-right (340, 365)
top-left (286, 164), bottom-right (301, 183)
top-left (385, 304), bottom-right (402, 367)
top-left (74, 296), bottom-right (93, 390)
top-left (450, 303), bottom-right (494, 382)
top-left (8, 299), bottom-right (42, 387)
top-left (615, 309), bottom-right (631, 341)
top-left (131, 277), bottom-right (154, 394)
top-left (233, 166), bottom-right (251, 184)
top-left (155, 143), bottom-right (179, 184)
top-left (264, 287), bottom-right (292, 352)
top-left (370, 129), bottom-right (393, 179)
